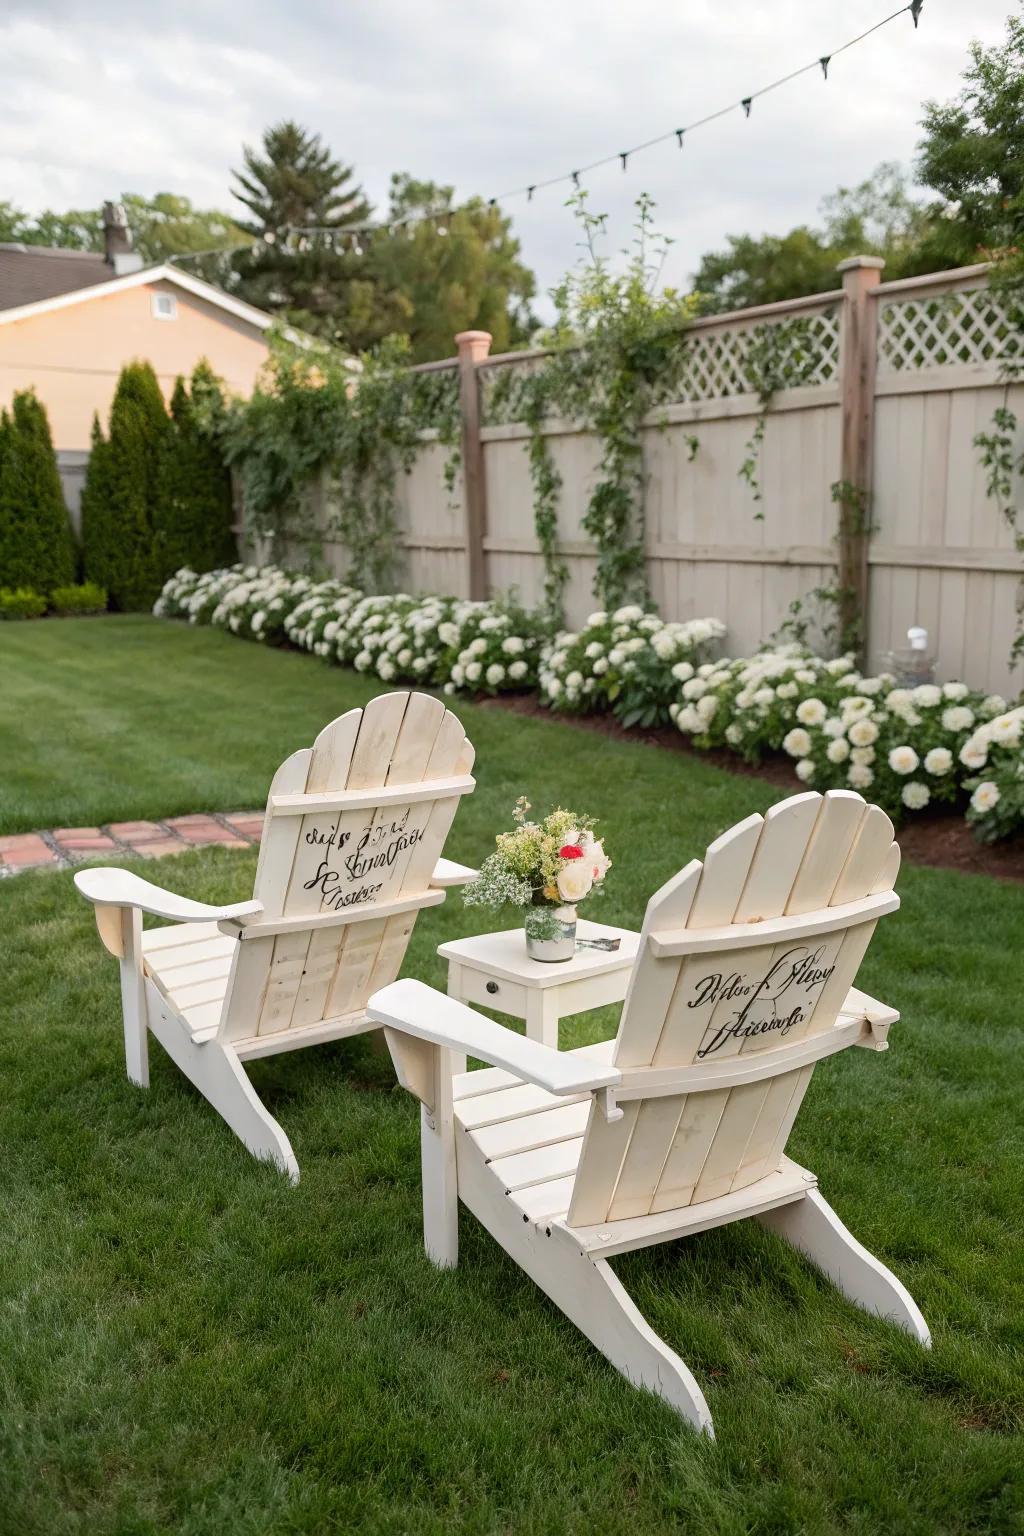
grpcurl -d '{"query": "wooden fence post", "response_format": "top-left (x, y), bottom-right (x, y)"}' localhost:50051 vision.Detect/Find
top-left (836, 256), bottom-right (884, 663)
top-left (454, 330), bottom-right (492, 599)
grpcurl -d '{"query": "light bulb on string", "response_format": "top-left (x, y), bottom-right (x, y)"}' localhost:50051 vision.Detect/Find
top-left (741, 97), bottom-right (752, 118)
top-left (619, 152), bottom-right (628, 172)
top-left (910, 0), bottom-right (923, 26)
top-left (820, 55), bottom-right (830, 80)
top-left (675, 129), bottom-right (684, 148)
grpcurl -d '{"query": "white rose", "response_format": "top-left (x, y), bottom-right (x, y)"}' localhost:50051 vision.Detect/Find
top-left (911, 684), bottom-right (942, 708)
top-left (942, 681), bottom-right (969, 700)
top-left (827, 738), bottom-right (850, 763)
top-left (783, 728), bottom-right (812, 758)
top-left (981, 695), bottom-right (1007, 717)
top-left (776, 681), bottom-right (798, 700)
top-left (502, 636), bottom-right (525, 655)
top-left (825, 657), bottom-right (854, 675)
top-left (753, 688), bottom-right (775, 706)
top-left (612, 605), bottom-right (643, 624)
top-left (847, 763), bottom-right (874, 789)
top-left (970, 781), bottom-right (1001, 813)
top-left (796, 698), bottom-right (827, 726)
top-left (941, 706), bottom-right (975, 733)
top-left (850, 746), bottom-right (876, 766)
top-left (888, 745), bottom-right (920, 775)
top-left (823, 716), bottom-right (845, 738)
top-left (556, 858), bottom-right (595, 903)
top-left (848, 718), bottom-right (879, 747)
top-left (901, 781), bottom-right (931, 810)
top-left (671, 661), bottom-right (694, 682)
top-left (992, 714), bottom-right (1022, 746)
top-left (959, 739), bottom-right (988, 770)
top-left (585, 611), bottom-right (607, 628)
top-left (437, 621), bottom-right (459, 645)
top-left (923, 747), bottom-right (953, 776)
top-left (795, 758), bottom-right (816, 782)
top-left (856, 677), bottom-right (884, 696)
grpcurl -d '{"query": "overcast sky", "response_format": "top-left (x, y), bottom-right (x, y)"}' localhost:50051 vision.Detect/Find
top-left (2, 0), bottom-right (1015, 312)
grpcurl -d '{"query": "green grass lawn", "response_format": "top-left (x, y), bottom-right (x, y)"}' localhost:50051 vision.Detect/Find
top-left (1, 617), bottom-right (1023, 1534)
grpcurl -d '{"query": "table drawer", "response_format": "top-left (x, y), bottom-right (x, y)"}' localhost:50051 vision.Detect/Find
top-left (455, 967), bottom-right (529, 1020)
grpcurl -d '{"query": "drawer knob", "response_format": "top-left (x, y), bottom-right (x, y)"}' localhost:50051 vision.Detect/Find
top-left (486, 981), bottom-right (499, 995)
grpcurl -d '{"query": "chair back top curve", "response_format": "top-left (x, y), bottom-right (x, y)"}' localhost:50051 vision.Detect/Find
top-left (217, 692), bottom-right (475, 1046)
top-left (567, 790), bottom-right (900, 1227)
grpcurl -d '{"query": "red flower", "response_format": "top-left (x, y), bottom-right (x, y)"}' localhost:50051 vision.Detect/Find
top-left (559, 844), bottom-right (584, 860)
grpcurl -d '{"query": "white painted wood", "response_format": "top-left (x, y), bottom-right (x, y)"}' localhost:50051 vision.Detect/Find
top-left (76, 694), bottom-right (476, 1179)
top-left (421, 1043), bottom-right (459, 1267)
top-left (375, 790), bottom-right (927, 1432)
top-left (757, 1189), bottom-right (932, 1345)
top-left (368, 980), bottom-right (621, 1096)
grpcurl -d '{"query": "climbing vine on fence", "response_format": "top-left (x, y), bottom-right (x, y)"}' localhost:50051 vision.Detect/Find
top-left (489, 193), bottom-right (698, 619)
top-left (215, 329), bottom-right (460, 591)
top-left (974, 259), bottom-right (1024, 678)
top-left (737, 316), bottom-right (831, 512)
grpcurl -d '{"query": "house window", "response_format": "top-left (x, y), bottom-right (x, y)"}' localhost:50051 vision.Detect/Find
top-left (152, 292), bottom-right (178, 320)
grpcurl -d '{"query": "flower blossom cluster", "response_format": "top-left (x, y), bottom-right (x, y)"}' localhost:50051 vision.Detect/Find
top-left (540, 606), bottom-right (727, 727)
top-left (670, 642), bottom-right (1009, 821)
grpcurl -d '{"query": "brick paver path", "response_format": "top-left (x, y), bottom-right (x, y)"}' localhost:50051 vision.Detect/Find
top-left (0, 812), bottom-right (265, 877)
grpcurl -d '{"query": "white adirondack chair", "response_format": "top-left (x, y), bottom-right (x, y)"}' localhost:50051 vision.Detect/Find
top-left (368, 789), bottom-right (931, 1436)
top-left (75, 693), bottom-right (477, 1182)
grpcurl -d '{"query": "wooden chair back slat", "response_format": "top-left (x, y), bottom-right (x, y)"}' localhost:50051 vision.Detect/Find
top-left (568, 792), bottom-right (899, 1229)
top-left (219, 694), bottom-right (473, 1047)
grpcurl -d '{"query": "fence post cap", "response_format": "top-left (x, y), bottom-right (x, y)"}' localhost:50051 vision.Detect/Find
top-left (836, 255), bottom-right (886, 273)
top-left (454, 330), bottom-right (493, 362)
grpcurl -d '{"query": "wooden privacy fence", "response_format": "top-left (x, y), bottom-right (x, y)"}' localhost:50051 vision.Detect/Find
top-left (244, 257), bottom-right (1024, 698)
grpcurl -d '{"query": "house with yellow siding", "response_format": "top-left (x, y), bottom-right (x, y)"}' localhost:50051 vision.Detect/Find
top-left (0, 205), bottom-right (271, 523)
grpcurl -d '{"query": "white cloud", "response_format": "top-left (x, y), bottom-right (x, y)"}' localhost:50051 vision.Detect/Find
top-left (1, 0), bottom-right (1013, 313)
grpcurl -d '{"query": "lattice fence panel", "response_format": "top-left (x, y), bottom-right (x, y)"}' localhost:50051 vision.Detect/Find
top-left (479, 307), bottom-right (841, 424)
top-left (672, 308), bottom-right (840, 402)
top-left (877, 286), bottom-right (1022, 373)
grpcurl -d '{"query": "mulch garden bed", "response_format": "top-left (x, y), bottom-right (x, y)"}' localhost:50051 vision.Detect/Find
top-left (481, 693), bottom-right (1024, 885)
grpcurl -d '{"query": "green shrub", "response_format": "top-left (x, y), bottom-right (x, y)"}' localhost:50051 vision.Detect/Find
top-left (0, 587), bottom-right (46, 619)
top-left (49, 581), bottom-right (108, 615)
top-left (81, 361), bottom-right (170, 611)
top-left (0, 390), bottom-right (77, 595)
top-left (154, 362), bottom-right (236, 576)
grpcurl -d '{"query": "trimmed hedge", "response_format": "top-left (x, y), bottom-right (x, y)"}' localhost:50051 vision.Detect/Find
top-left (0, 390), bottom-right (76, 595)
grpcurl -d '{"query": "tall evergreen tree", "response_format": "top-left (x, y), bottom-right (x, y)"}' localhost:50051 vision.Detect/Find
top-left (154, 363), bottom-right (236, 575)
top-left (0, 390), bottom-right (76, 594)
top-left (81, 363), bottom-right (169, 610)
top-left (229, 121), bottom-right (407, 347)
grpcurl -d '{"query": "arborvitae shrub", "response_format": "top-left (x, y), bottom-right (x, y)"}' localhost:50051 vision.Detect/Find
top-left (81, 361), bottom-right (170, 610)
top-left (154, 362), bottom-right (236, 575)
top-left (0, 390), bottom-right (77, 595)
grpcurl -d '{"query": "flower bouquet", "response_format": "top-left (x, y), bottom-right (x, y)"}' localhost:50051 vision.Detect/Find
top-left (463, 798), bottom-right (611, 961)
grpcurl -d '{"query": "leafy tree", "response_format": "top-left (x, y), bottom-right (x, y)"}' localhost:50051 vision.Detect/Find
top-left (0, 390), bottom-right (76, 595)
top-left (1, 194), bottom-right (243, 267)
top-left (228, 121), bottom-right (406, 347)
top-left (81, 362), bottom-right (170, 610)
top-left (692, 163), bottom-right (937, 311)
top-left (154, 363), bottom-right (236, 575)
top-left (915, 10), bottom-right (1024, 265)
top-left (369, 175), bottom-right (536, 361)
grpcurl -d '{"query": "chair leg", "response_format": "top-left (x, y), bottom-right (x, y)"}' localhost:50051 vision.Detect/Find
top-left (118, 919), bottom-right (149, 1088)
top-left (458, 1149), bottom-right (713, 1433)
top-left (148, 1009), bottom-right (300, 1183)
top-left (757, 1188), bottom-right (931, 1346)
top-left (421, 1047), bottom-right (458, 1268)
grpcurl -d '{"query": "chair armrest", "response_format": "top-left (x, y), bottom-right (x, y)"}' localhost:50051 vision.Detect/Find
top-left (368, 979), bottom-right (621, 1098)
top-left (430, 858), bottom-right (479, 888)
top-left (74, 867), bottom-right (263, 925)
top-left (843, 985), bottom-right (899, 1051)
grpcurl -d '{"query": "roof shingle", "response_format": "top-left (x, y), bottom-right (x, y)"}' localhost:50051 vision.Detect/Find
top-left (0, 245), bottom-right (113, 313)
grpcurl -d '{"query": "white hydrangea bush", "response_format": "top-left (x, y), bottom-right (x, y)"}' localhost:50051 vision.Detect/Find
top-left (962, 705), bottom-right (1024, 842)
top-left (540, 606), bottom-right (726, 727)
top-left (284, 582), bottom-right (362, 655)
top-left (672, 643), bottom-right (1004, 821)
top-left (440, 597), bottom-right (541, 697)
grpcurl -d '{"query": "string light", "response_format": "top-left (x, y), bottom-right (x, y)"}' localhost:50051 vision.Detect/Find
top-left (168, 2), bottom-right (922, 268)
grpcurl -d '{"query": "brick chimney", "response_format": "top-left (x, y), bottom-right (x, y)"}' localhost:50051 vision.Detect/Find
top-left (102, 201), bottom-right (143, 275)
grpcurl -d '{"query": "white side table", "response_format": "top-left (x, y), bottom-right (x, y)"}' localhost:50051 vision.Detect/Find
top-left (438, 918), bottom-right (641, 1057)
